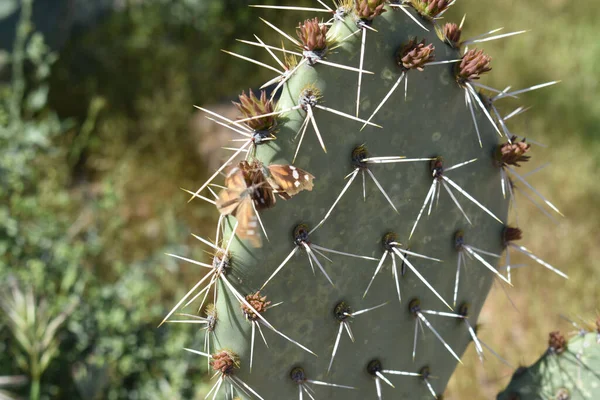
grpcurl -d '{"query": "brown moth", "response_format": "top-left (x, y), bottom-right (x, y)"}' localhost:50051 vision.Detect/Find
top-left (216, 160), bottom-right (314, 247)
top-left (216, 162), bottom-right (275, 248)
top-left (265, 164), bottom-right (315, 199)
top-left (244, 160), bottom-right (315, 199)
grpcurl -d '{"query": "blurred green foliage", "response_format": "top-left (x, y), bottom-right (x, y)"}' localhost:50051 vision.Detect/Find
top-left (0, 0), bottom-right (317, 398)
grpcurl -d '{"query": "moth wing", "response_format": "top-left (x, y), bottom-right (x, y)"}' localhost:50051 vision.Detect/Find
top-left (268, 164), bottom-right (315, 197)
top-left (242, 160), bottom-right (277, 209)
top-left (233, 198), bottom-right (262, 248)
top-left (253, 180), bottom-right (277, 209)
top-left (217, 167), bottom-right (246, 215)
top-left (216, 188), bottom-right (241, 216)
top-left (224, 165), bottom-right (246, 187)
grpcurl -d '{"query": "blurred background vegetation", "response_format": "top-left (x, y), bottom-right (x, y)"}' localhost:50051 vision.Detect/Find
top-left (0, 0), bottom-right (597, 399)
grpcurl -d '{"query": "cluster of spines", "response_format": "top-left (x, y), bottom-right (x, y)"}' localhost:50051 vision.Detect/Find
top-left (162, 2), bottom-right (566, 399)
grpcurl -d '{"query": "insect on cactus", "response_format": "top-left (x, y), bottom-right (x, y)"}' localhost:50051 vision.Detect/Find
top-left (162, 1), bottom-right (569, 398)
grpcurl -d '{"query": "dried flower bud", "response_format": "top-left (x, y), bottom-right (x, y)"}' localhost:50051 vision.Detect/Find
top-left (495, 137), bottom-right (531, 167)
top-left (297, 18), bottom-right (328, 52)
top-left (503, 226), bottom-right (523, 247)
top-left (211, 350), bottom-right (239, 376)
top-left (443, 22), bottom-right (462, 47)
top-left (548, 331), bottom-right (568, 354)
top-left (233, 90), bottom-right (276, 132)
top-left (457, 49), bottom-right (492, 83)
top-left (242, 291), bottom-right (271, 320)
top-left (396, 38), bottom-right (435, 71)
top-left (411, 0), bottom-right (453, 18)
top-left (355, 0), bottom-right (387, 21)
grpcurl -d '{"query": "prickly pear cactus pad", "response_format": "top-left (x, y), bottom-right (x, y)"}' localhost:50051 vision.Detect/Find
top-left (162, 1), bottom-right (564, 399)
top-left (497, 331), bottom-right (600, 400)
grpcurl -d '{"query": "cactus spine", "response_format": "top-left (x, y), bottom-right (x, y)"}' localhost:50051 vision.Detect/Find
top-left (163, 1), bottom-right (565, 399)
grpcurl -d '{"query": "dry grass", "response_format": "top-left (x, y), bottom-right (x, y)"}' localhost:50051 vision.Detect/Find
top-left (444, 0), bottom-right (600, 397)
top-left (447, 136), bottom-right (600, 398)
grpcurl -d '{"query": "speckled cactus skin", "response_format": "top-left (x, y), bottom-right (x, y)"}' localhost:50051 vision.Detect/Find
top-left (208, 5), bottom-right (507, 399)
top-left (497, 332), bottom-right (600, 400)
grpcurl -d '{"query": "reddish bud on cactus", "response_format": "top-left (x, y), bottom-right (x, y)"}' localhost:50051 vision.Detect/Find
top-left (211, 350), bottom-right (239, 376)
top-left (503, 226), bottom-right (523, 247)
top-left (242, 291), bottom-right (271, 321)
top-left (233, 90), bottom-right (276, 132)
top-left (548, 331), bottom-right (568, 354)
top-left (411, 0), bottom-right (453, 18)
top-left (496, 137), bottom-right (531, 167)
top-left (443, 22), bottom-right (462, 47)
top-left (396, 38), bottom-right (435, 71)
top-left (297, 18), bottom-right (328, 52)
top-left (354, 0), bottom-right (386, 21)
top-left (457, 49), bottom-right (492, 83)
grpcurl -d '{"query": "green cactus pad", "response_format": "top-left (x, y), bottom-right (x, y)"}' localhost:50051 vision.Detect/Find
top-left (497, 332), bottom-right (600, 400)
top-left (213, 7), bottom-right (505, 399)
top-left (163, 3), bottom-right (560, 399)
